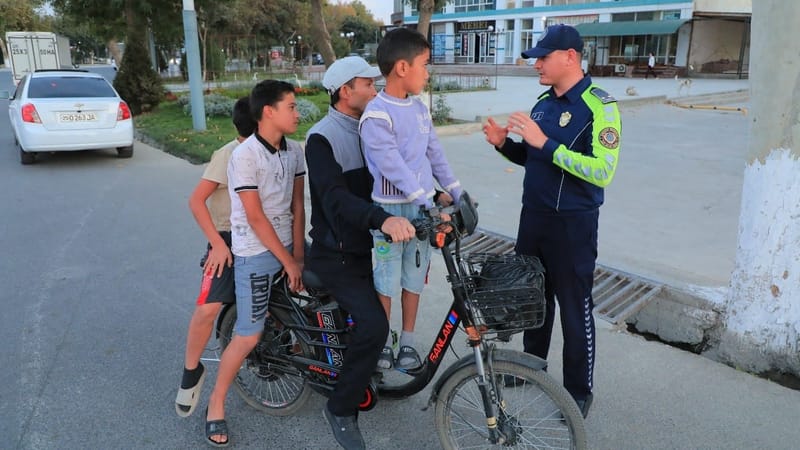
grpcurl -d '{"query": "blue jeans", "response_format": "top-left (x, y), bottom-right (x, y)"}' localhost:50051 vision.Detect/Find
top-left (371, 202), bottom-right (431, 296)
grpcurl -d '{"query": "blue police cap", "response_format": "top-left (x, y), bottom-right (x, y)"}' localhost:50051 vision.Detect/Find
top-left (521, 24), bottom-right (584, 59)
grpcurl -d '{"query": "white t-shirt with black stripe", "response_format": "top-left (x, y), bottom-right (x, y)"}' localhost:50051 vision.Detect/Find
top-left (227, 134), bottom-right (305, 257)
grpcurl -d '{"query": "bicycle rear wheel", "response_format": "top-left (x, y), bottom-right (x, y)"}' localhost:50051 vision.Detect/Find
top-left (218, 306), bottom-right (312, 416)
top-left (434, 359), bottom-right (587, 449)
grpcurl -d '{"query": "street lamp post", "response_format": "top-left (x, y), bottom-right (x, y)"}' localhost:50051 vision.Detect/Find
top-left (297, 35), bottom-right (303, 66)
top-left (340, 31), bottom-right (355, 54)
top-left (488, 25), bottom-right (503, 89)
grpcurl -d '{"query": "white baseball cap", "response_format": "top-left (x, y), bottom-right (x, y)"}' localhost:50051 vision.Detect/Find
top-left (322, 56), bottom-right (382, 94)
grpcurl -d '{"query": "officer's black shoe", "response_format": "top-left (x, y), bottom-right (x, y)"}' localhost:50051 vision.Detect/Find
top-left (576, 393), bottom-right (593, 418)
top-left (323, 405), bottom-right (366, 450)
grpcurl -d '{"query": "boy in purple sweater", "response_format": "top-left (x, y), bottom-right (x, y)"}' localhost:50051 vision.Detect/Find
top-left (359, 28), bottom-right (462, 370)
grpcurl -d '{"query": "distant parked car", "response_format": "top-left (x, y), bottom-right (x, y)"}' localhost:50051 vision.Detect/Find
top-left (1, 69), bottom-right (134, 164)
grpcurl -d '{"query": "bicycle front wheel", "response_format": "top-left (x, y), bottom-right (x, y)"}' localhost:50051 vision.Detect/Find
top-left (434, 359), bottom-right (587, 450)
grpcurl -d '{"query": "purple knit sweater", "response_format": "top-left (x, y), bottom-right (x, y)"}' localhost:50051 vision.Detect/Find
top-left (359, 90), bottom-right (462, 208)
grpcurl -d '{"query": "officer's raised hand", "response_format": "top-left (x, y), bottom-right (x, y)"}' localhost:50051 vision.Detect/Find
top-left (482, 117), bottom-right (509, 147)
top-left (508, 111), bottom-right (548, 149)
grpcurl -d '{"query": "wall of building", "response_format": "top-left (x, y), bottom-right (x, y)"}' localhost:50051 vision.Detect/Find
top-left (399, 1), bottom-right (744, 71)
top-left (694, 0), bottom-right (751, 14)
top-left (689, 19), bottom-right (747, 73)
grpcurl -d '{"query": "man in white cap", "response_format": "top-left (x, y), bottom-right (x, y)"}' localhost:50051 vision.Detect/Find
top-left (305, 56), bottom-right (415, 450)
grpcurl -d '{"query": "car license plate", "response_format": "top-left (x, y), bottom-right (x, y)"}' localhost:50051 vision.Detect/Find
top-left (58, 112), bottom-right (98, 123)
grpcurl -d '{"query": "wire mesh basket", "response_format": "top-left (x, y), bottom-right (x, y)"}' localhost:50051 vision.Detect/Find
top-left (463, 253), bottom-right (546, 338)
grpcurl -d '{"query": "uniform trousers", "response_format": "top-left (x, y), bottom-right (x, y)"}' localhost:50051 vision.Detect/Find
top-left (516, 206), bottom-right (599, 402)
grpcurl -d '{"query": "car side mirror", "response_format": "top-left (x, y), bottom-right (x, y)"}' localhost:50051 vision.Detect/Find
top-left (0, 90), bottom-right (10, 100)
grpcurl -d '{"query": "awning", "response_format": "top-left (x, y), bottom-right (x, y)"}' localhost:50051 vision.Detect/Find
top-left (574, 19), bottom-right (689, 37)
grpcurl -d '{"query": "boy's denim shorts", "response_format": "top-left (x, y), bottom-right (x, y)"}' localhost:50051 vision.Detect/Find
top-left (233, 244), bottom-right (291, 336)
top-left (372, 202), bottom-right (431, 297)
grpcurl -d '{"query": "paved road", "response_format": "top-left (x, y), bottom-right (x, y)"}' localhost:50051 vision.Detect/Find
top-left (0, 92), bottom-right (450, 449)
top-left (2, 72), bottom-right (799, 449)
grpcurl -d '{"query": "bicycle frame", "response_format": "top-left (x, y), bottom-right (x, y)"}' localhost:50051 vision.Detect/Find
top-left (376, 231), bottom-right (481, 399)
top-left (211, 192), bottom-right (582, 447)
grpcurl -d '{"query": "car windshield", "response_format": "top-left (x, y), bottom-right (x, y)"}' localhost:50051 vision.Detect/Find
top-left (28, 76), bottom-right (117, 98)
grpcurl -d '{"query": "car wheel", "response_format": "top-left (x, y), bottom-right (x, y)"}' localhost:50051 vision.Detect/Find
top-left (117, 145), bottom-right (134, 158)
top-left (19, 144), bottom-right (35, 165)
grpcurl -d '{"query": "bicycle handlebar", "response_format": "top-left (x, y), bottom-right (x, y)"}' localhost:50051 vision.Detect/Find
top-left (382, 191), bottom-right (478, 248)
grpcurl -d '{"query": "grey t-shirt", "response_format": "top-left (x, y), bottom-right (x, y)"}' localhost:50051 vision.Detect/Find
top-left (227, 134), bottom-right (305, 257)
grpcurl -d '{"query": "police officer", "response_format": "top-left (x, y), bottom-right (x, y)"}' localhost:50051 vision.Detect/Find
top-left (482, 24), bottom-right (621, 418)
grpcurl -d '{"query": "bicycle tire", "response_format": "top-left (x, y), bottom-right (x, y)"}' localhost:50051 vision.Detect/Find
top-left (434, 359), bottom-right (588, 450)
top-left (218, 306), bottom-right (312, 416)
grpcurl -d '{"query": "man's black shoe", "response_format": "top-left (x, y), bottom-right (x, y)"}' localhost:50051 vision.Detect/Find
top-left (576, 393), bottom-right (593, 418)
top-left (323, 405), bottom-right (366, 450)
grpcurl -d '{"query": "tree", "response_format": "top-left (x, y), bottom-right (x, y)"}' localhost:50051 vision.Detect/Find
top-left (405, 0), bottom-right (451, 40)
top-left (310, 0), bottom-right (336, 67)
top-left (340, 9), bottom-right (380, 52)
top-left (113, 0), bottom-right (162, 115)
top-left (717, 1), bottom-right (800, 377)
top-left (0, 0), bottom-right (49, 65)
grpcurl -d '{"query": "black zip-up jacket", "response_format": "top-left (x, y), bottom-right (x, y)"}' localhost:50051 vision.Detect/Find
top-left (305, 107), bottom-right (391, 257)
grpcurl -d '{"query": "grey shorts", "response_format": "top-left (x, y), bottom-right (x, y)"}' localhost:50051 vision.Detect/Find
top-left (233, 245), bottom-right (291, 336)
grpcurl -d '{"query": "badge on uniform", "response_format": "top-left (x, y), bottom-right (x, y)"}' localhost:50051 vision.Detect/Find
top-left (599, 127), bottom-right (620, 149)
top-left (559, 111), bottom-right (572, 127)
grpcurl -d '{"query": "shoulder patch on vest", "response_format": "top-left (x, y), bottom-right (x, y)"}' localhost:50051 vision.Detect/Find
top-left (590, 87), bottom-right (616, 104)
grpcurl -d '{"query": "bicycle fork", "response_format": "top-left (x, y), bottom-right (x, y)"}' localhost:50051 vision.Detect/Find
top-left (468, 333), bottom-right (508, 445)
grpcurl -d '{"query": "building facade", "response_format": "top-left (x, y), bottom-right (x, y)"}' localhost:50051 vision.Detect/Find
top-left (395, 0), bottom-right (750, 76)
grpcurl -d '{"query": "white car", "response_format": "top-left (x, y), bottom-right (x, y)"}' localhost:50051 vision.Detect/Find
top-left (2, 69), bottom-right (134, 164)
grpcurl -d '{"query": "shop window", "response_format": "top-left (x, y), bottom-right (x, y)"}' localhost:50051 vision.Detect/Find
top-left (612, 12), bottom-right (635, 21)
top-left (454, 0), bottom-right (497, 13)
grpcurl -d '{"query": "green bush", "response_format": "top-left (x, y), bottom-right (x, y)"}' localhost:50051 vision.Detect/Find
top-left (296, 98), bottom-right (321, 123)
top-left (176, 94), bottom-right (190, 107)
top-left (114, 33), bottom-right (163, 115)
top-left (205, 42), bottom-right (225, 81)
top-left (181, 93), bottom-right (236, 117)
top-left (431, 94), bottom-right (452, 125)
top-left (432, 80), bottom-right (461, 92)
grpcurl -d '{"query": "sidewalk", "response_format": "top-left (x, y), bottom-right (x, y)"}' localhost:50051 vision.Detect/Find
top-left (422, 257), bottom-right (800, 449)
top-left (441, 75), bottom-right (749, 122)
top-left (437, 75), bottom-right (750, 289)
top-left (414, 76), bottom-right (800, 449)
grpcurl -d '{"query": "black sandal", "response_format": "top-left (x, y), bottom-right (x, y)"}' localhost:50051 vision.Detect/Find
top-left (205, 408), bottom-right (230, 448)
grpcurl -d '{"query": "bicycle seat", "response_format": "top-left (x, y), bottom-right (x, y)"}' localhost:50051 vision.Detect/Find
top-left (302, 269), bottom-right (330, 297)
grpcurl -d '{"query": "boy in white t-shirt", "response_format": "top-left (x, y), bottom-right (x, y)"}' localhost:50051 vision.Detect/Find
top-left (174, 97), bottom-right (254, 419)
top-left (205, 80), bottom-right (306, 447)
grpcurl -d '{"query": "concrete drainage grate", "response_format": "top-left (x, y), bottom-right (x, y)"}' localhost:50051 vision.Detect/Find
top-left (592, 267), bottom-right (662, 324)
top-left (460, 228), bottom-right (661, 325)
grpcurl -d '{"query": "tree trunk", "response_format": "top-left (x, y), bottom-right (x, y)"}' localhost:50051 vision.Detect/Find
top-left (123, 0), bottom-right (146, 61)
top-left (0, 38), bottom-right (8, 68)
top-left (200, 26), bottom-right (207, 81)
top-left (416, 0), bottom-right (435, 40)
top-left (718, 0), bottom-right (800, 376)
top-left (310, 0), bottom-right (336, 68)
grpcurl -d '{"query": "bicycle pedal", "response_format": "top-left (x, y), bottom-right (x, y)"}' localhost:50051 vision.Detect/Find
top-left (256, 366), bottom-right (279, 381)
